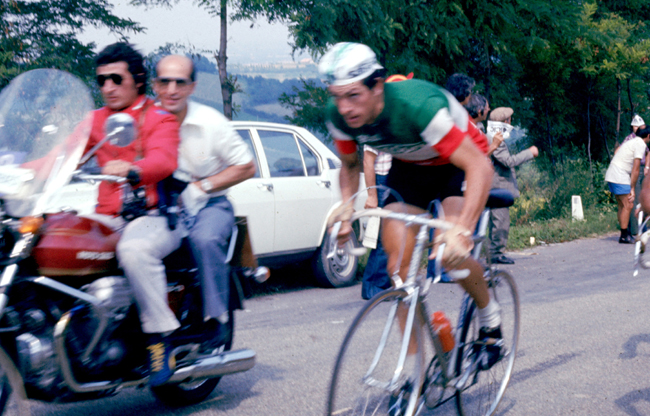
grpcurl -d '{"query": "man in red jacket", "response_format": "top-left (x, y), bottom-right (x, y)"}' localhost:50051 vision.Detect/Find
top-left (84, 42), bottom-right (181, 386)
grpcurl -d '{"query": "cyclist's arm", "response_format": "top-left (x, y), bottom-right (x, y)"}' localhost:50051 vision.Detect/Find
top-left (448, 137), bottom-right (494, 232)
top-left (340, 151), bottom-right (361, 205)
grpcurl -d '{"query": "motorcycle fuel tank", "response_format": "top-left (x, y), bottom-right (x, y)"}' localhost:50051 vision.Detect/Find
top-left (32, 212), bottom-right (120, 276)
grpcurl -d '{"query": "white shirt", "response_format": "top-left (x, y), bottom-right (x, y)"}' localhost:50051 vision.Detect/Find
top-left (605, 137), bottom-right (647, 184)
top-left (177, 101), bottom-right (253, 215)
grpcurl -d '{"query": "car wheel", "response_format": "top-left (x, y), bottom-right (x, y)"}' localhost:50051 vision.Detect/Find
top-left (312, 228), bottom-right (359, 288)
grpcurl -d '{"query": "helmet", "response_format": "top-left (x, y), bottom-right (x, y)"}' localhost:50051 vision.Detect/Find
top-left (318, 42), bottom-right (384, 86)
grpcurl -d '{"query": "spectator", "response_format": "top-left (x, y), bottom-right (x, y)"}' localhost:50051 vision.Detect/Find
top-left (488, 107), bottom-right (539, 264)
top-left (361, 145), bottom-right (392, 299)
top-left (606, 127), bottom-right (650, 243)
top-left (445, 73), bottom-right (475, 105)
top-left (464, 93), bottom-right (504, 156)
top-left (623, 115), bottom-right (648, 235)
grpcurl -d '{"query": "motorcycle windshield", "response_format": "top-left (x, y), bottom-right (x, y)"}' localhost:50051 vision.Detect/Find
top-left (0, 69), bottom-right (94, 217)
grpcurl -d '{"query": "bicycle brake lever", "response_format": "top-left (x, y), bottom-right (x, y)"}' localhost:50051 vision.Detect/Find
top-left (326, 222), bottom-right (342, 259)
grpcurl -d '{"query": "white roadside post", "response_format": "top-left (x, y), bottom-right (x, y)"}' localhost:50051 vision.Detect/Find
top-left (571, 195), bottom-right (584, 222)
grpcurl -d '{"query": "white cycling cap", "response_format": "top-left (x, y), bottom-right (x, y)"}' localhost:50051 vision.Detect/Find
top-left (318, 42), bottom-right (384, 86)
top-left (631, 114), bottom-right (645, 127)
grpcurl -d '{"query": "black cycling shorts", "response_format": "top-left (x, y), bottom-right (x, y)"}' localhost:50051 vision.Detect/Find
top-left (384, 159), bottom-right (465, 210)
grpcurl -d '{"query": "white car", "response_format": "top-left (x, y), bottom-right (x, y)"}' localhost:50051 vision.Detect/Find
top-left (47, 121), bottom-right (366, 288)
top-left (229, 121), bottom-right (366, 288)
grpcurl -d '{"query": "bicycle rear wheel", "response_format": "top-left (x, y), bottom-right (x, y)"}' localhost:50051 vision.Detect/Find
top-left (327, 289), bottom-right (426, 416)
top-left (455, 270), bottom-right (520, 416)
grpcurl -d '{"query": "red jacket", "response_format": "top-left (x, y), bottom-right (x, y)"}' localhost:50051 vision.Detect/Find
top-left (85, 96), bottom-right (180, 216)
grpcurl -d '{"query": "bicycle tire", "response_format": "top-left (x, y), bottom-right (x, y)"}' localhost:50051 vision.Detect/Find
top-left (327, 288), bottom-right (426, 416)
top-left (454, 270), bottom-right (520, 416)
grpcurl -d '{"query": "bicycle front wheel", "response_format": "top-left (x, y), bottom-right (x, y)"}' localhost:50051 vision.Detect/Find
top-left (327, 289), bottom-right (426, 416)
top-left (455, 270), bottom-right (520, 416)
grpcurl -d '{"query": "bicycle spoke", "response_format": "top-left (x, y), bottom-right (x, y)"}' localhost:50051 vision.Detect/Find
top-left (455, 270), bottom-right (520, 416)
top-left (327, 290), bottom-right (425, 416)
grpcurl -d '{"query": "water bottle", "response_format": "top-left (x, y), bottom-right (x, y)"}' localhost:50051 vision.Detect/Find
top-left (432, 311), bottom-right (455, 353)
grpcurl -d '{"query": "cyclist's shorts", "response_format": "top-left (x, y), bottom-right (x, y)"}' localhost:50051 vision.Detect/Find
top-left (607, 181), bottom-right (631, 195)
top-left (384, 159), bottom-right (465, 210)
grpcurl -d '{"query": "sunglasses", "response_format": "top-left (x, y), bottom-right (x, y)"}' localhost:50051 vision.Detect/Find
top-left (155, 77), bottom-right (192, 88)
top-left (96, 73), bottom-right (124, 87)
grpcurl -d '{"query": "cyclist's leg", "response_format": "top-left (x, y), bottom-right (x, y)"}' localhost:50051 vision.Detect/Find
top-left (381, 202), bottom-right (429, 356)
top-left (439, 197), bottom-right (490, 309)
top-left (440, 197), bottom-right (502, 370)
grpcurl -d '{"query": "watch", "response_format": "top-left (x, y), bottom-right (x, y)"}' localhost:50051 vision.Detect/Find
top-left (199, 178), bottom-right (213, 193)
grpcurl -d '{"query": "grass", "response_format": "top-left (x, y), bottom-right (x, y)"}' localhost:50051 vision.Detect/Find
top-left (507, 209), bottom-right (618, 250)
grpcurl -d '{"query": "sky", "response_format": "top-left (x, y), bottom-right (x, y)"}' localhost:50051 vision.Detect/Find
top-left (78, 1), bottom-right (297, 64)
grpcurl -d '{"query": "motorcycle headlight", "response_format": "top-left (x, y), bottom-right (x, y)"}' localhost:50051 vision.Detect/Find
top-left (18, 216), bottom-right (44, 234)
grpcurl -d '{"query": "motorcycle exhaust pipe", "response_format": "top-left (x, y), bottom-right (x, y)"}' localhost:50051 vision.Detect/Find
top-left (55, 311), bottom-right (255, 394)
top-left (167, 348), bottom-right (255, 384)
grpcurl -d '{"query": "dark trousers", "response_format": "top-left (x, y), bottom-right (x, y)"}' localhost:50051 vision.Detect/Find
top-left (361, 174), bottom-right (391, 300)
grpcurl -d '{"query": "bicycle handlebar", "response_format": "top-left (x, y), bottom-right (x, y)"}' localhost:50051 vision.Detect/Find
top-left (326, 208), bottom-right (456, 261)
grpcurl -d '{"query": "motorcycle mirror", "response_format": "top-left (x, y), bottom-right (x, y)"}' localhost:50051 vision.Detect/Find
top-left (104, 113), bottom-right (136, 148)
top-left (78, 113), bottom-right (136, 166)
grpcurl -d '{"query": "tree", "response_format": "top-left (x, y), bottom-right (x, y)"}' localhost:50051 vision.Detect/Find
top-left (278, 78), bottom-right (329, 138)
top-left (575, 2), bottom-right (650, 172)
top-left (131, 0), bottom-right (243, 119)
top-left (0, 0), bottom-right (142, 90)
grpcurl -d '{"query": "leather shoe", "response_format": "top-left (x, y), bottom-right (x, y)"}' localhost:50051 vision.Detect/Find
top-left (491, 255), bottom-right (515, 265)
top-left (619, 235), bottom-right (635, 244)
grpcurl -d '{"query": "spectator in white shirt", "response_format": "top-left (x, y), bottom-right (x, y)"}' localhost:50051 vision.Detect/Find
top-left (154, 55), bottom-right (255, 342)
top-left (606, 127), bottom-right (650, 243)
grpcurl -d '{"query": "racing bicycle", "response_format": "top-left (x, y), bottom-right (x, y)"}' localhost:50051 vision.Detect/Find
top-left (326, 189), bottom-right (520, 416)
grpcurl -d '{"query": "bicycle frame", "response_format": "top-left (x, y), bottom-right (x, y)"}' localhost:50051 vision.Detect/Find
top-left (348, 207), bottom-right (491, 397)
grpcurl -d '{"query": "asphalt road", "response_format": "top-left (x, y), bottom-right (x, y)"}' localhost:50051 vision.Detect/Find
top-left (5, 233), bottom-right (650, 416)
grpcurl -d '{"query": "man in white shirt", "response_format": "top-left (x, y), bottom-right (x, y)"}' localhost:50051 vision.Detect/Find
top-left (154, 55), bottom-right (256, 341)
top-left (606, 127), bottom-right (650, 243)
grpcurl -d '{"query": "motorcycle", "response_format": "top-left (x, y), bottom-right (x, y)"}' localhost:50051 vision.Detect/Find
top-left (0, 69), bottom-right (262, 414)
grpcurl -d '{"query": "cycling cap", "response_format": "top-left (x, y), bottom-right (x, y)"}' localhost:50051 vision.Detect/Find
top-left (319, 43), bottom-right (384, 86)
top-left (631, 114), bottom-right (645, 127)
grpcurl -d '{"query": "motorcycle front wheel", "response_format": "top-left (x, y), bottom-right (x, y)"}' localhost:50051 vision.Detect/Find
top-left (150, 310), bottom-right (234, 407)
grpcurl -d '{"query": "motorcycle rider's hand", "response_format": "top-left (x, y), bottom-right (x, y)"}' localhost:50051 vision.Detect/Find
top-left (103, 160), bottom-right (133, 177)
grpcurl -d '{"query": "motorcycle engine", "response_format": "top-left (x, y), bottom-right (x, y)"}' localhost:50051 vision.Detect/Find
top-left (67, 277), bottom-right (136, 372)
top-left (15, 276), bottom-right (137, 392)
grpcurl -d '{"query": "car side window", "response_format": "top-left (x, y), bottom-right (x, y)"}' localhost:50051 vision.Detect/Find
top-left (236, 129), bottom-right (260, 178)
top-left (258, 130), bottom-right (305, 177)
top-left (298, 139), bottom-right (320, 176)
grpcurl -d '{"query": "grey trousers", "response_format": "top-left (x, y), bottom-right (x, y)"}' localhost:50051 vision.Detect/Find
top-left (86, 212), bottom-right (183, 334)
top-left (186, 196), bottom-right (234, 322)
top-left (488, 207), bottom-right (510, 257)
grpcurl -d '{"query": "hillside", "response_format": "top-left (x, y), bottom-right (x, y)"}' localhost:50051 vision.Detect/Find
top-left (193, 71), bottom-right (322, 124)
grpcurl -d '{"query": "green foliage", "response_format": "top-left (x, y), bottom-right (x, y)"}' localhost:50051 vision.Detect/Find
top-left (278, 78), bottom-right (329, 139)
top-left (512, 147), bottom-right (615, 226)
top-left (0, 0), bottom-right (142, 92)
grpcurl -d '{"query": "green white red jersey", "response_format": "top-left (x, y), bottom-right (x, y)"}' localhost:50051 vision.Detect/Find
top-left (326, 79), bottom-right (488, 166)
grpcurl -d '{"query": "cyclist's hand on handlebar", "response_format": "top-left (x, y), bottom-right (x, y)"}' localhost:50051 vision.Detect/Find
top-left (431, 225), bottom-right (474, 269)
top-left (327, 201), bottom-right (355, 244)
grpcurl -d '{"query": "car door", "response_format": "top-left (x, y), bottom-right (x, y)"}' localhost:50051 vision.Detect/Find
top-left (256, 128), bottom-right (334, 253)
top-left (228, 128), bottom-right (275, 255)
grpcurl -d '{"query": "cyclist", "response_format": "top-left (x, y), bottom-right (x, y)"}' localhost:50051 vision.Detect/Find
top-left (319, 42), bottom-right (501, 369)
